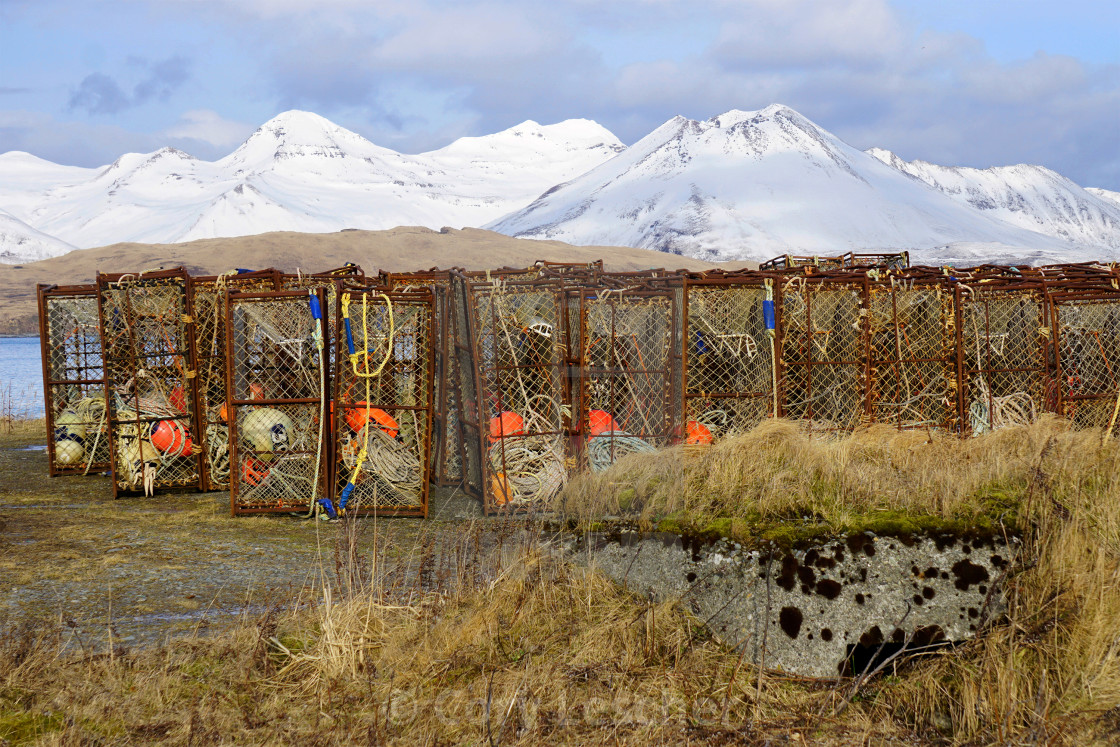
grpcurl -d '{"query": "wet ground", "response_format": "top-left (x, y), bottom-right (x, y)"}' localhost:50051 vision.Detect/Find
top-left (0, 426), bottom-right (512, 650)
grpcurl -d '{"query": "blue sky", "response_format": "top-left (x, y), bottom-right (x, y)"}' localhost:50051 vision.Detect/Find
top-left (2, 0), bottom-right (1118, 189)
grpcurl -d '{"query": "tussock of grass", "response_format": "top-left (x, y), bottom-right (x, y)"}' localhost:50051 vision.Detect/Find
top-left (557, 416), bottom-right (1118, 542)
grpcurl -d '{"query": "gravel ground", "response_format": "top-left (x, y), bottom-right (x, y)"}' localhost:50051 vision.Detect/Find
top-left (0, 427), bottom-right (524, 651)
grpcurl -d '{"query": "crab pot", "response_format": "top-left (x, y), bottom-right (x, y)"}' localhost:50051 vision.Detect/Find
top-left (957, 283), bottom-right (1047, 436)
top-left (776, 275), bottom-right (870, 433)
top-left (226, 289), bottom-right (331, 515)
top-left (579, 289), bottom-right (676, 473)
top-left (380, 270), bottom-right (461, 487)
top-left (1050, 291), bottom-right (1120, 429)
top-left (333, 287), bottom-right (434, 517)
top-left (96, 269), bottom-right (203, 497)
top-left (683, 278), bottom-right (775, 441)
top-left (37, 284), bottom-right (111, 476)
top-left (867, 278), bottom-right (958, 431)
top-left (188, 269), bottom-right (281, 491)
top-left (460, 279), bottom-right (569, 515)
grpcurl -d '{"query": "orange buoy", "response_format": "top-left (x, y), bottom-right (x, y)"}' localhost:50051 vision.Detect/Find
top-left (685, 420), bottom-right (714, 445)
top-left (488, 411), bottom-right (524, 443)
top-left (242, 457), bottom-right (269, 487)
top-left (150, 419), bottom-right (193, 456)
top-left (587, 409), bottom-right (618, 437)
top-left (491, 472), bottom-right (512, 506)
top-left (249, 382), bottom-right (264, 400)
top-left (218, 403), bottom-right (228, 422)
top-left (344, 403), bottom-right (399, 439)
top-left (170, 385), bottom-right (188, 413)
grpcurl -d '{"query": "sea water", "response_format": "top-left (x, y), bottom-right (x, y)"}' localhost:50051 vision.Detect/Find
top-left (0, 337), bottom-right (45, 418)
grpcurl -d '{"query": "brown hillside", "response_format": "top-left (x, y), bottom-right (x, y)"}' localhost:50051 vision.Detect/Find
top-left (0, 227), bottom-right (737, 335)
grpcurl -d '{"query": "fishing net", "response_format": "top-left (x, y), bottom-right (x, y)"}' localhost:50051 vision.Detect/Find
top-left (227, 290), bottom-right (329, 514)
top-left (581, 292), bottom-right (675, 471)
top-left (779, 278), bottom-right (867, 432)
top-left (38, 285), bottom-right (111, 476)
top-left (334, 289), bottom-right (433, 516)
top-left (471, 281), bottom-right (568, 513)
top-left (97, 270), bottom-right (201, 497)
top-left (960, 287), bottom-right (1045, 436)
top-left (1054, 296), bottom-right (1120, 430)
top-left (685, 283), bottom-right (774, 439)
top-left (867, 281), bottom-right (957, 430)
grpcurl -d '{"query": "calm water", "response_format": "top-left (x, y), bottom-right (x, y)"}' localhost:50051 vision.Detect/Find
top-left (0, 337), bottom-right (45, 418)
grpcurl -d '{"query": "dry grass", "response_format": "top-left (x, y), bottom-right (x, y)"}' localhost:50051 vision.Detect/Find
top-left (556, 416), bottom-right (1115, 537)
top-left (3, 418), bottom-right (1120, 744)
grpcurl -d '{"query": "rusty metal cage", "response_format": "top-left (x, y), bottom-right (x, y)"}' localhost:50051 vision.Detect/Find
top-left (189, 269), bottom-right (281, 491)
top-left (580, 289), bottom-right (676, 471)
top-left (37, 284), bottom-right (111, 476)
top-left (684, 279), bottom-right (775, 439)
top-left (379, 269), bottom-right (462, 487)
top-left (465, 278), bottom-right (569, 514)
top-left (96, 269), bottom-right (203, 497)
top-left (333, 287), bottom-right (434, 517)
top-left (1050, 292), bottom-right (1120, 430)
top-left (777, 275), bottom-right (869, 431)
top-left (867, 278), bottom-right (958, 430)
top-left (958, 283), bottom-right (1047, 435)
top-left (226, 289), bottom-right (330, 515)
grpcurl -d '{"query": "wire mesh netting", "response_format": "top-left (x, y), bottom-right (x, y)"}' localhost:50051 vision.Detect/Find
top-left (581, 292), bottom-right (675, 472)
top-left (227, 291), bottom-right (329, 514)
top-left (381, 272), bottom-right (462, 486)
top-left (779, 279), bottom-right (868, 431)
top-left (471, 281), bottom-right (569, 514)
top-left (1054, 296), bottom-right (1120, 430)
top-left (334, 289), bottom-right (433, 516)
top-left (868, 282), bottom-right (957, 430)
top-left (39, 285), bottom-right (111, 476)
top-left (960, 287), bottom-right (1045, 436)
top-left (685, 283), bottom-right (774, 439)
top-left (97, 270), bottom-right (202, 497)
top-left (190, 270), bottom-right (280, 491)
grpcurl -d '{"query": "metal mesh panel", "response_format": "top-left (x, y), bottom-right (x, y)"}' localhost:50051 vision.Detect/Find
top-left (1055, 298), bottom-right (1120, 429)
top-left (581, 293), bottom-right (674, 471)
top-left (39, 286), bottom-right (111, 475)
top-left (382, 273), bottom-right (462, 486)
top-left (686, 284), bottom-right (773, 437)
top-left (868, 283), bottom-right (956, 430)
top-left (334, 290), bottom-right (433, 516)
top-left (960, 289), bottom-right (1045, 435)
top-left (97, 271), bottom-right (201, 496)
top-left (779, 280), bottom-right (867, 431)
top-left (227, 292), bottom-right (329, 514)
top-left (190, 271), bottom-right (279, 491)
top-left (473, 282), bottom-right (568, 514)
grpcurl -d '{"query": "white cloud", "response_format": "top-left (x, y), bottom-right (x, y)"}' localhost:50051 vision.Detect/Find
top-left (162, 108), bottom-right (253, 147)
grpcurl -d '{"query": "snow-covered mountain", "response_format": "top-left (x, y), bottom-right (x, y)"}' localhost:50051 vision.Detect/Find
top-left (865, 149), bottom-right (1120, 251)
top-left (0, 208), bottom-right (77, 263)
top-left (3, 105), bottom-right (1119, 266)
top-left (491, 105), bottom-right (1114, 264)
top-left (0, 111), bottom-right (623, 262)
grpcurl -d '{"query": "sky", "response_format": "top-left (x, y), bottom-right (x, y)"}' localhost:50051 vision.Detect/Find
top-left (1, 0), bottom-right (1118, 189)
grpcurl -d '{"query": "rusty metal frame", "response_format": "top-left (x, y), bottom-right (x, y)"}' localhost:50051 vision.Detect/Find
top-left (332, 286), bottom-right (434, 517)
top-left (578, 287), bottom-right (677, 470)
top-left (95, 268), bottom-right (204, 497)
top-left (37, 283), bottom-right (111, 476)
top-left (226, 288), bottom-right (331, 515)
top-left (188, 269), bottom-right (282, 491)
